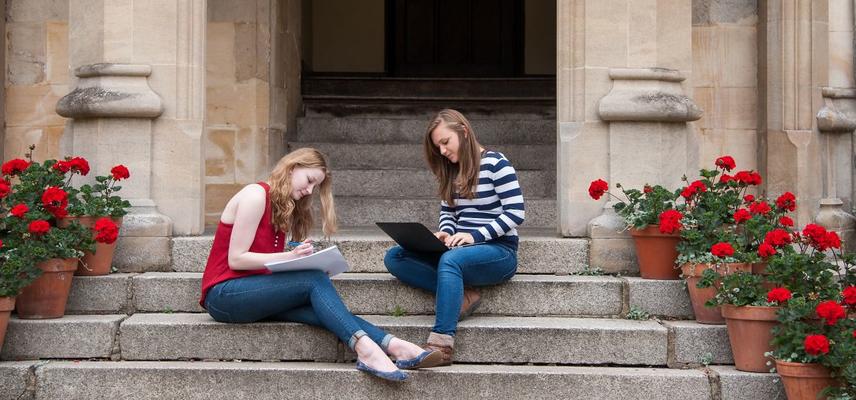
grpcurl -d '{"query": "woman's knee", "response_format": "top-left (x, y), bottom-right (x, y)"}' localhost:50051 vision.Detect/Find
top-left (384, 246), bottom-right (406, 274)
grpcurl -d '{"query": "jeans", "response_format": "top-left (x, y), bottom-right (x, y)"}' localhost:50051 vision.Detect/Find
top-left (204, 270), bottom-right (393, 350)
top-left (384, 243), bottom-right (517, 335)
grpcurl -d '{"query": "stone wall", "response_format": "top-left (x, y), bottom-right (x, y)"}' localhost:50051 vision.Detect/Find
top-left (691, 0), bottom-right (759, 173)
top-left (4, 0), bottom-right (69, 161)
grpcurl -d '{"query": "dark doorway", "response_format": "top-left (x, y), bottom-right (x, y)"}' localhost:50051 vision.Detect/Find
top-left (388, 0), bottom-right (523, 77)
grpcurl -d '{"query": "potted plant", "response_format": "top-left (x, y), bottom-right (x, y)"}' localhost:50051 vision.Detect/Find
top-left (0, 148), bottom-right (95, 319)
top-left (588, 179), bottom-right (683, 279)
top-left (65, 164), bottom-right (130, 275)
top-left (769, 224), bottom-right (856, 399)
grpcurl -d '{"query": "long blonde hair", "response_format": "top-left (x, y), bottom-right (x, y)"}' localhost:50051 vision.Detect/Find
top-left (424, 109), bottom-right (483, 206)
top-left (268, 148), bottom-right (337, 241)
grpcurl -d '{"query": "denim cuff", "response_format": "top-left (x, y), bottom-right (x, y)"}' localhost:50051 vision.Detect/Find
top-left (347, 329), bottom-right (368, 349)
top-left (380, 334), bottom-right (394, 351)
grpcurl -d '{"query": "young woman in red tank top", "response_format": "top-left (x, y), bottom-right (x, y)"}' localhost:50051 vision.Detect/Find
top-left (199, 148), bottom-right (441, 381)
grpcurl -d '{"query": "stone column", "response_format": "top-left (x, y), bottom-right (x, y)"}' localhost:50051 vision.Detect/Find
top-left (760, 0), bottom-right (827, 226)
top-left (56, 0), bottom-right (206, 271)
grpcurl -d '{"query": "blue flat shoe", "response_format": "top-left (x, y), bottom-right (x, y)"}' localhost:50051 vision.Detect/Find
top-left (355, 361), bottom-right (409, 381)
top-left (395, 350), bottom-right (445, 369)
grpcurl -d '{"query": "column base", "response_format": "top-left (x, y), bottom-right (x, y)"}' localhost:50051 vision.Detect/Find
top-left (115, 201), bottom-right (173, 272)
top-left (588, 205), bottom-right (637, 275)
top-left (815, 198), bottom-right (856, 253)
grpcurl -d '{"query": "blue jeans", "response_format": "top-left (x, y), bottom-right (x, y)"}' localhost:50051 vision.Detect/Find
top-left (384, 243), bottom-right (517, 335)
top-left (204, 270), bottom-right (393, 350)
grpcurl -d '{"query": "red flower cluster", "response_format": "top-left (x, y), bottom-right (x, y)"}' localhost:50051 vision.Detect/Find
top-left (658, 210), bottom-right (683, 234)
top-left (681, 180), bottom-right (707, 199)
top-left (843, 286), bottom-right (856, 306)
top-left (10, 204), bottom-right (28, 218)
top-left (735, 170), bottom-right (762, 186)
top-left (41, 186), bottom-right (69, 219)
top-left (804, 334), bottom-right (830, 355)
top-left (719, 174), bottom-right (734, 183)
top-left (111, 165), bottom-right (130, 181)
top-left (588, 179), bottom-right (609, 200)
top-left (758, 243), bottom-right (776, 257)
top-left (0, 179), bottom-right (10, 198)
top-left (743, 194), bottom-right (755, 203)
top-left (715, 156), bottom-right (736, 171)
top-left (93, 217), bottom-right (119, 244)
top-left (733, 208), bottom-right (751, 223)
top-left (711, 242), bottom-right (735, 258)
top-left (802, 224), bottom-right (842, 251)
top-left (816, 300), bottom-right (847, 325)
top-left (764, 229), bottom-right (792, 247)
top-left (779, 216), bottom-right (794, 227)
top-left (775, 192), bottom-right (796, 212)
top-left (1, 158), bottom-right (30, 176)
top-left (749, 201), bottom-right (771, 215)
top-left (52, 157), bottom-right (90, 176)
top-left (28, 220), bottom-right (50, 235)
top-left (766, 287), bottom-right (792, 303)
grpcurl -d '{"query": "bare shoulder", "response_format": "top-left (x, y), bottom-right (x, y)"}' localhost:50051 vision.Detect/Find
top-left (220, 184), bottom-right (266, 224)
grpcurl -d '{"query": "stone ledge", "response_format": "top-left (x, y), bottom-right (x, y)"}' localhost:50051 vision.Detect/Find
top-left (662, 321), bottom-right (732, 367)
top-left (0, 361), bottom-right (37, 400)
top-left (67, 273), bottom-right (135, 314)
top-left (625, 277), bottom-right (693, 318)
top-left (709, 366), bottom-right (785, 400)
top-left (0, 315), bottom-right (126, 360)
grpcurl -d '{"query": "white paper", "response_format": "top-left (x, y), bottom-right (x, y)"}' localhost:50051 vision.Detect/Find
top-left (264, 246), bottom-right (349, 276)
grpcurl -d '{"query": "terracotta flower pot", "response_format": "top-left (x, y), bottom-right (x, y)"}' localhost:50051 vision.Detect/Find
top-left (60, 216), bottom-right (122, 276)
top-left (776, 360), bottom-right (840, 400)
top-left (15, 258), bottom-right (78, 319)
top-left (681, 263), bottom-right (752, 324)
top-left (0, 296), bottom-right (15, 348)
top-left (629, 225), bottom-right (681, 280)
top-left (751, 262), bottom-right (777, 291)
top-left (721, 305), bottom-right (779, 373)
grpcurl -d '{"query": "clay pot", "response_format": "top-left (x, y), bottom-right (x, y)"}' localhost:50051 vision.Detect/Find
top-left (60, 216), bottom-right (122, 276)
top-left (15, 258), bottom-right (78, 319)
top-left (721, 305), bottom-right (779, 373)
top-left (751, 262), bottom-right (777, 291)
top-left (681, 263), bottom-right (752, 324)
top-left (776, 360), bottom-right (841, 400)
top-left (629, 225), bottom-right (681, 280)
top-left (0, 296), bottom-right (15, 348)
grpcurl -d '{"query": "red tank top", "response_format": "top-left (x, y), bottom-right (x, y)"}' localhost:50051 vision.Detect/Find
top-left (199, 182), bottom-right (286, 307)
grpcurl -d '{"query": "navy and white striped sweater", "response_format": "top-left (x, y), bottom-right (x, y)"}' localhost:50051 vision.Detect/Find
top-left (438, 151), bottom-right (525, 250)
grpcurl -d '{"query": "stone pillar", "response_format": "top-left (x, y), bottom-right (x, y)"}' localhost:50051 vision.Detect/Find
top-left (556, 1), bottom-right (697, 274)
top-left (57, 0), bottom-right (206, 271)
top-left (760, 0), bottom-right (827, 226)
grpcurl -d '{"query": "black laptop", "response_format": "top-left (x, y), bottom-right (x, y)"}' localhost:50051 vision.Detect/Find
top-left (375, 222), bottom-right (452, 253)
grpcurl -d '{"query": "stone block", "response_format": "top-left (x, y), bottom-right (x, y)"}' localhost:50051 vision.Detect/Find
top-left (206, 22), bottom-right (237, 84)
top-left (206, 82), bottom-right (262, 127)
top-left (120, 314), bottom-right (339, 361)
top-left (171, 236), bottom-right (213, 272)
top-left (0, 361), bottom-right (36, 399)
top-left (208, 0), bottom-right (258, 23)
top-left (692, 27), bottom-right (718, 88)
top-left (205, 128), bottom-right (237, 181)
top-left (133, 272), bottom-right (205, 313)
top-left (114, 236), bottom-right (171, 272)
top-left (332, 169), bottom-right (554, 198)
top-left (584, 1), bottom-right (628, 67)
top-left (3, 126), bottom-right (67, 162)
top-left (694, 0), bottom-right (758, 25)
top-left (589, 237), bottom-right (637, 275)
top-left (721, 26), bottom-right (758, 88)
top-left (721, 87), bottom-right (758, 130)
top-left (234, 22), bottom-right (261, 82)
top-left (34, 362), bottom-right (712, 399)
top-left (7, 0), bottom-right (69, 22)
top-left (7, 22), bottom-right (47, 85)
top-left (711, 366), bottom-right (785, 399)
top-left (45, 21), bottom-right (69, 84)
top-left (625, 277), bottom-right (694, 318)
top-left (5, 84), bottom-right (66, 127)
top-left (205, 184), bottom-right (243, 215)
top-left (66, 274), bottom-right (134, 314)
top-left (664, 321), bottom-right (732, 367)
top-left (132, 0), bottom-right (178, 64)
top-left (0, 315), bottom-right (124, 360)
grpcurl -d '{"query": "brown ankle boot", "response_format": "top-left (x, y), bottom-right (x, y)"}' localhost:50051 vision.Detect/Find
top-left (459, 287), bottom-right (482, 320)
top-left (420, 332), bottom-right (454, 368)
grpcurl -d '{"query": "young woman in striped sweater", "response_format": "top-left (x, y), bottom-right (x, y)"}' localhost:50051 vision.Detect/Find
top-left (384, 109), bottom-right (525, 368)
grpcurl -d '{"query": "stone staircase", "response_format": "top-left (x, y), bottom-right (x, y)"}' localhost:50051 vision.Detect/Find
top-left (0, 232), bottom-right (784, 399)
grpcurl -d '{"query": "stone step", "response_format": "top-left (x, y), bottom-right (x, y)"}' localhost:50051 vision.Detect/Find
top-left (296, 117), bottom-right (556, 144)
top-left (171, 228), bottom-right (589, 275)
top-left (291, 142), bottom-right (557, 171)
top-left (303, 101), bottom-right (557, 119)
top-left (330, 169), bottom-right (555, 199)
top-left (64, 273), bottom-right (695, 319)
top-left (0, 361), bottom-right (784, 400)
top-left (329, 197), bottom-right (557, 227)
top-left (302, 76), bottom-right (557, 99)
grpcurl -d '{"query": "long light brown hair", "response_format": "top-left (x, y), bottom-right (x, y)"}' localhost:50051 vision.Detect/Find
top-left (268, 148), bottom-right (337, 241)
top-left (424, 109), bottom-right (483, 206)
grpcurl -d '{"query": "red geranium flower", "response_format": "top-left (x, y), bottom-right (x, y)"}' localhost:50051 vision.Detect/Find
top-left (41, 186), bottom-right (69, 218)
top-left (52, 160), bottom-right (71, 173)
top-left (817, 232), bottom-right (841, 251)
top-left (766, 287), bottom-right (792, 303)
top-left (719, 174), bottom-right (734, 184)
top-left (10, 204), bottom-right (28, 218)
top-left (68, 157), bottom-right (90, 176)
top-left (733, 209), bottom-right (751, 223)
top-left (111, 164), bottom-right (130, 181)
top-left (776, 192), bottom-right (796, 212)
top-left (658, 209), bottom-right (683, 234)
top-left (843, 286), bottom-right (856, 306)
top-left (764, 229), bottom-right (792, 247)
top-left (758, 243), bottom-right (777, 258)
top-left (749, 201), bottom-right (772, 215)
top-left (28, 220), bottom-right (50, 235)
top-left (715, 156), bottom-right (736, 171)
top-left (743, 194), bottom-right (755, 203)
top-left (711, 242), bottom-right (735, 258)
top-left (1, 158), bottom-right (30, 176)
top-left (804, 334), bottom-right (830, 355)
top-left (681, 180), bottom-right (707, 199)
top-left (93, 217), bottom-right (120, 244)
top-left (0, 179), bottom-right (10, 198)
top-left (816, 301), bottom-right (846, 325)
top-left (779, 216), bottom-right (794, 227)
top-left (588, 179), bottom-right (609, 200)
top-left (803, 224), bottom-right (827, 242)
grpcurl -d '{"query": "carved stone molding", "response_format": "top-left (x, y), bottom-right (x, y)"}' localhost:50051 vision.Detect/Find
top-left (816, 87), bottom-right (856, 133)
top-left (598, 68), bottom-right (703, 122)
top-left (56, 63), bottom-right (163, 119)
